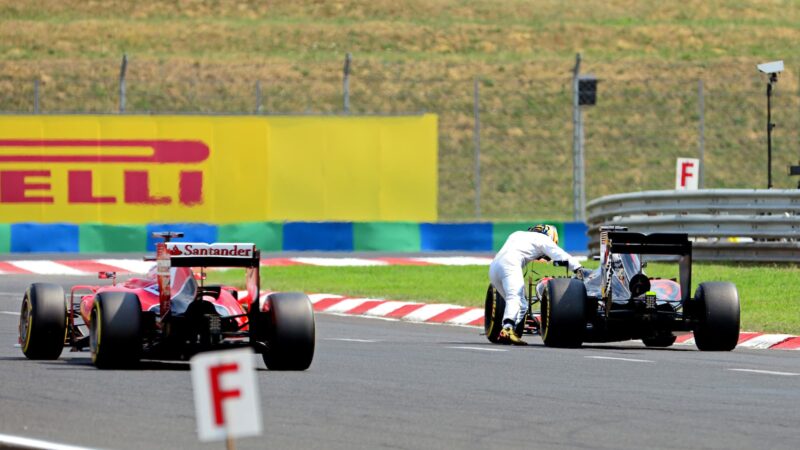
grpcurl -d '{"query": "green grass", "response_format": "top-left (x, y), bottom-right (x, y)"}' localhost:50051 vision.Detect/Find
top-left (209, 261), bottom-right (800, 335)
top-left (2, 0), bottom-right (800, 220)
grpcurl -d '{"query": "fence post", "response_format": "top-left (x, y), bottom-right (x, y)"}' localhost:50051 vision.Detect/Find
top-left (343, 52), bottom-right (352, 113)
top-left (571, 53), bottom-right (585, 222)
top-left (698, 79), bottom-right (705, 188)
top-left (255, 80), bottom-right (263, 114)
top-left (118, 53), bottom-right (128, 113)
top-left (33, 79), bottom-right (40, 113)
top-left (473, 77), bottom-right (482, 219)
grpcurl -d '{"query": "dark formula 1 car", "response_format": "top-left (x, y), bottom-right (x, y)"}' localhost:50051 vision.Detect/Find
top-left (18, 232), bottom-right (315, 369)
top-left (486, 229), bottom-right (741, 350)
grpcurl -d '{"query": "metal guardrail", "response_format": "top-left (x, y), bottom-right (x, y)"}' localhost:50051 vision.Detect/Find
top-left (586, 189), bottom-right (800, 262)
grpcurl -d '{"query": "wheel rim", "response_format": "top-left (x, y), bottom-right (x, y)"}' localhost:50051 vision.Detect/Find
top-left (90, 305), bottom-right (100, 362)
top-left (485, 291), bottom-right (496, 335)
top-left (541, 288), bottom-right (550, 341)
top-left (19, 297), bottom-right (32, 352)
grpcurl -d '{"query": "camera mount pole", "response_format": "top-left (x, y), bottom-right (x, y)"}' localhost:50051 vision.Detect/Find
top-left (766, 73), bottom-right (777, 189)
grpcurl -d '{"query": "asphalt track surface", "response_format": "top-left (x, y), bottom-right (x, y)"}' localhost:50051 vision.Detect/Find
top-left (2, 274), bottom-right (800, 450)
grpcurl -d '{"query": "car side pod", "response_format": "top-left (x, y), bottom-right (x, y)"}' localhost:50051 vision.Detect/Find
top-left (90, 291), bottom-right (143, 369)
top-left (19, 283), bottom-right (67, 360)
top-left (691, 282), bottom-right (740, 351)
top-left (541, 278), bottom-right (587, 348)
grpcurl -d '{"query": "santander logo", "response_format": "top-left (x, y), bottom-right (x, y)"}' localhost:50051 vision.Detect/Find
top-left (166, 243), bottom-right (255, 258)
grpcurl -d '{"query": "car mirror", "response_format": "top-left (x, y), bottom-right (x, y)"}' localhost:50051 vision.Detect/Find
top-left (629, 273), bottom-right (651, 298)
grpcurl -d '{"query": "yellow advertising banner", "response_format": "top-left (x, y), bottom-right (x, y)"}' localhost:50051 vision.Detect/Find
top-left (0, 115), bottom-right (437, 224)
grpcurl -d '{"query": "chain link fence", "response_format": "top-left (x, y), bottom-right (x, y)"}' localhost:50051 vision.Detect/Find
top-left (1, 57), bottom-right (799, 221)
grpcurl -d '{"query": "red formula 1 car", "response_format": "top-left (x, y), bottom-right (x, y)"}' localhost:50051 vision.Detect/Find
top-left (18, 232), bottom-right (315, 370)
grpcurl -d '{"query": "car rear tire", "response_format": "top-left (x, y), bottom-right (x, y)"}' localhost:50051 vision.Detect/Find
top-left (692, 282), bottom-right (740, 351)
top-left (261, 292), bottom-right (315, 371)
top-left (541, 278), bottom-right (586, 348)
top-left (19, 283), bottom-right (67, 360)
top-left (90, 292), bottom-right (142, 369)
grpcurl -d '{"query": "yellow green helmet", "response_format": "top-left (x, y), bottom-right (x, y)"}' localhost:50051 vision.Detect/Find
top-left (528, 224), bottom-right (559, 245)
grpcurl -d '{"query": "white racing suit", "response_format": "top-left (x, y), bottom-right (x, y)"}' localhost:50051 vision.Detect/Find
top-left (489, 231), bottom-right (582, 327)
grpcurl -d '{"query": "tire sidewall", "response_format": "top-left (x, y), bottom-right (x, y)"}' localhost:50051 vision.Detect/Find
top-left (693, 282), bottom-right (740, 351)
top-left (262, 292), bottom-right (315, 370)
top-left (541, 278), bottom-right (586, 348)
top-left (484, 284), bottom-right (505, 342)
top-left (90, 292), bottom-right (142, 368)
top-left (20, 283), bottom-right (67, 360)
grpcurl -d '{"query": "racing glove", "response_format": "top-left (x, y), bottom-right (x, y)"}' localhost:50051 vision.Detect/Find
top-left (573, 266), bottom-right (585, 280)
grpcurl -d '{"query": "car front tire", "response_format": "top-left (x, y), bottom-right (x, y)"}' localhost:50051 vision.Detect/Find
top-left (19, 283), bottom-right (67, 360)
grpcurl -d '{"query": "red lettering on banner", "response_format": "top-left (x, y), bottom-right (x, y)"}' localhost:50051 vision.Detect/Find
top-left (209, 362), bottom-right (241, 426)
top-left (124, 171), bottom-right (171, 204)
top-left (68, 171), bottom-right (116, 203)
top-left (0, 140), bottom-right (210, 206)
top-left (0, 170), bottom-right (53, 203)
top-left (180, 171), bottom-right (203, 205)
top-left (680, 162), bottom-right (694, 187)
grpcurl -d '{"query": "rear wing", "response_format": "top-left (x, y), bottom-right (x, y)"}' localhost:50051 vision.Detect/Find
top-left (163, 242), bottom-right (260, 268)
top-left (607, 232), bottom-right (691, 256)
top-left (154, 241), bottom-right (261, 319)
top-left (606, 232), bottom-right (692, 303)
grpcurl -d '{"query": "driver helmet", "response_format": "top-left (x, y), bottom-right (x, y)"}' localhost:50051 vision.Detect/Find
top-left (528, 224), bottom-right (559, 245)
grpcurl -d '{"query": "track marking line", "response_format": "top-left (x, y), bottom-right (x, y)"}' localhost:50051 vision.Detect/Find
top-left (585, 356), bottom-right (654, 363)
top-left (449, 346), bottom-right (509, 352)
top-left (9, 260), bottom-right (85, 276)
top-left (728, 368), bottom-right (800, 377)
top-left (0, 433), bottom-right (97, 450)
top-left (0, 311), bottom-right (21, 316)
top-left (292, 257), bottom-right (388, 267)
top-left (324, 338), bottom-right (379, 343)
top-left (410, 256), bottom-right (494, 266)
top-left (94, 258), bottom-right (153, 274)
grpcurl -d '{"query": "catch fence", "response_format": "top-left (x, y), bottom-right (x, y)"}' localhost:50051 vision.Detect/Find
top-left (2, 55), bottom-right (799, 221)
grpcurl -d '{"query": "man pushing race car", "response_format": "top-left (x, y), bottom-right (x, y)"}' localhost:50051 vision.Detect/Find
top-left (489, 224), bottom-right (583, 345)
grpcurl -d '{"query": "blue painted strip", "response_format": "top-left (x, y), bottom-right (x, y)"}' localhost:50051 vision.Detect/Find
top-left (420, 223), bottom-right (493, 251)
top-left (563, 222), bottom-right (589, 253)
top-left (283, 222), bottom-right (354, 251)
top-left (145, 223), bottom-right (218, 251)
top-left (2, 221), bottom-right (590, 253)
top-left (11, 223), bottom-right (80, 253)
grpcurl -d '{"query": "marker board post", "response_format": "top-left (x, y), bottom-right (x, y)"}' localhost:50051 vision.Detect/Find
top-left (191, 348), bottom-right (262, 449)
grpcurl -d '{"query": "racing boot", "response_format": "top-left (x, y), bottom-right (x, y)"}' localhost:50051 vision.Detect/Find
top-left (499, 325), bottom-right (527, 346)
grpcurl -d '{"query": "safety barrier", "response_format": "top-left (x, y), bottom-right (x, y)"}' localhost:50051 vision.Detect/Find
top-left (0, 221), bottom-right (589, 254)
top-left (586, 189), bottom-right (800, 262)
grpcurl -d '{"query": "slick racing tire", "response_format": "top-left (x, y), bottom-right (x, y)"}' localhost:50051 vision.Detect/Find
top-left (19, 283), bottom-right (67, 360)
top-left (90, 292), bottom-right (142, 369)
top-left (483, 285), bottom-right (525, 343)
top-left (540, 278), bottom-right (586, 348)
top-left (262, 292), bottom-right (315, 371)
top-left (692, 282), bottom-right (740, 351)
top-left (484, 284), bottom-right (504, 343)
